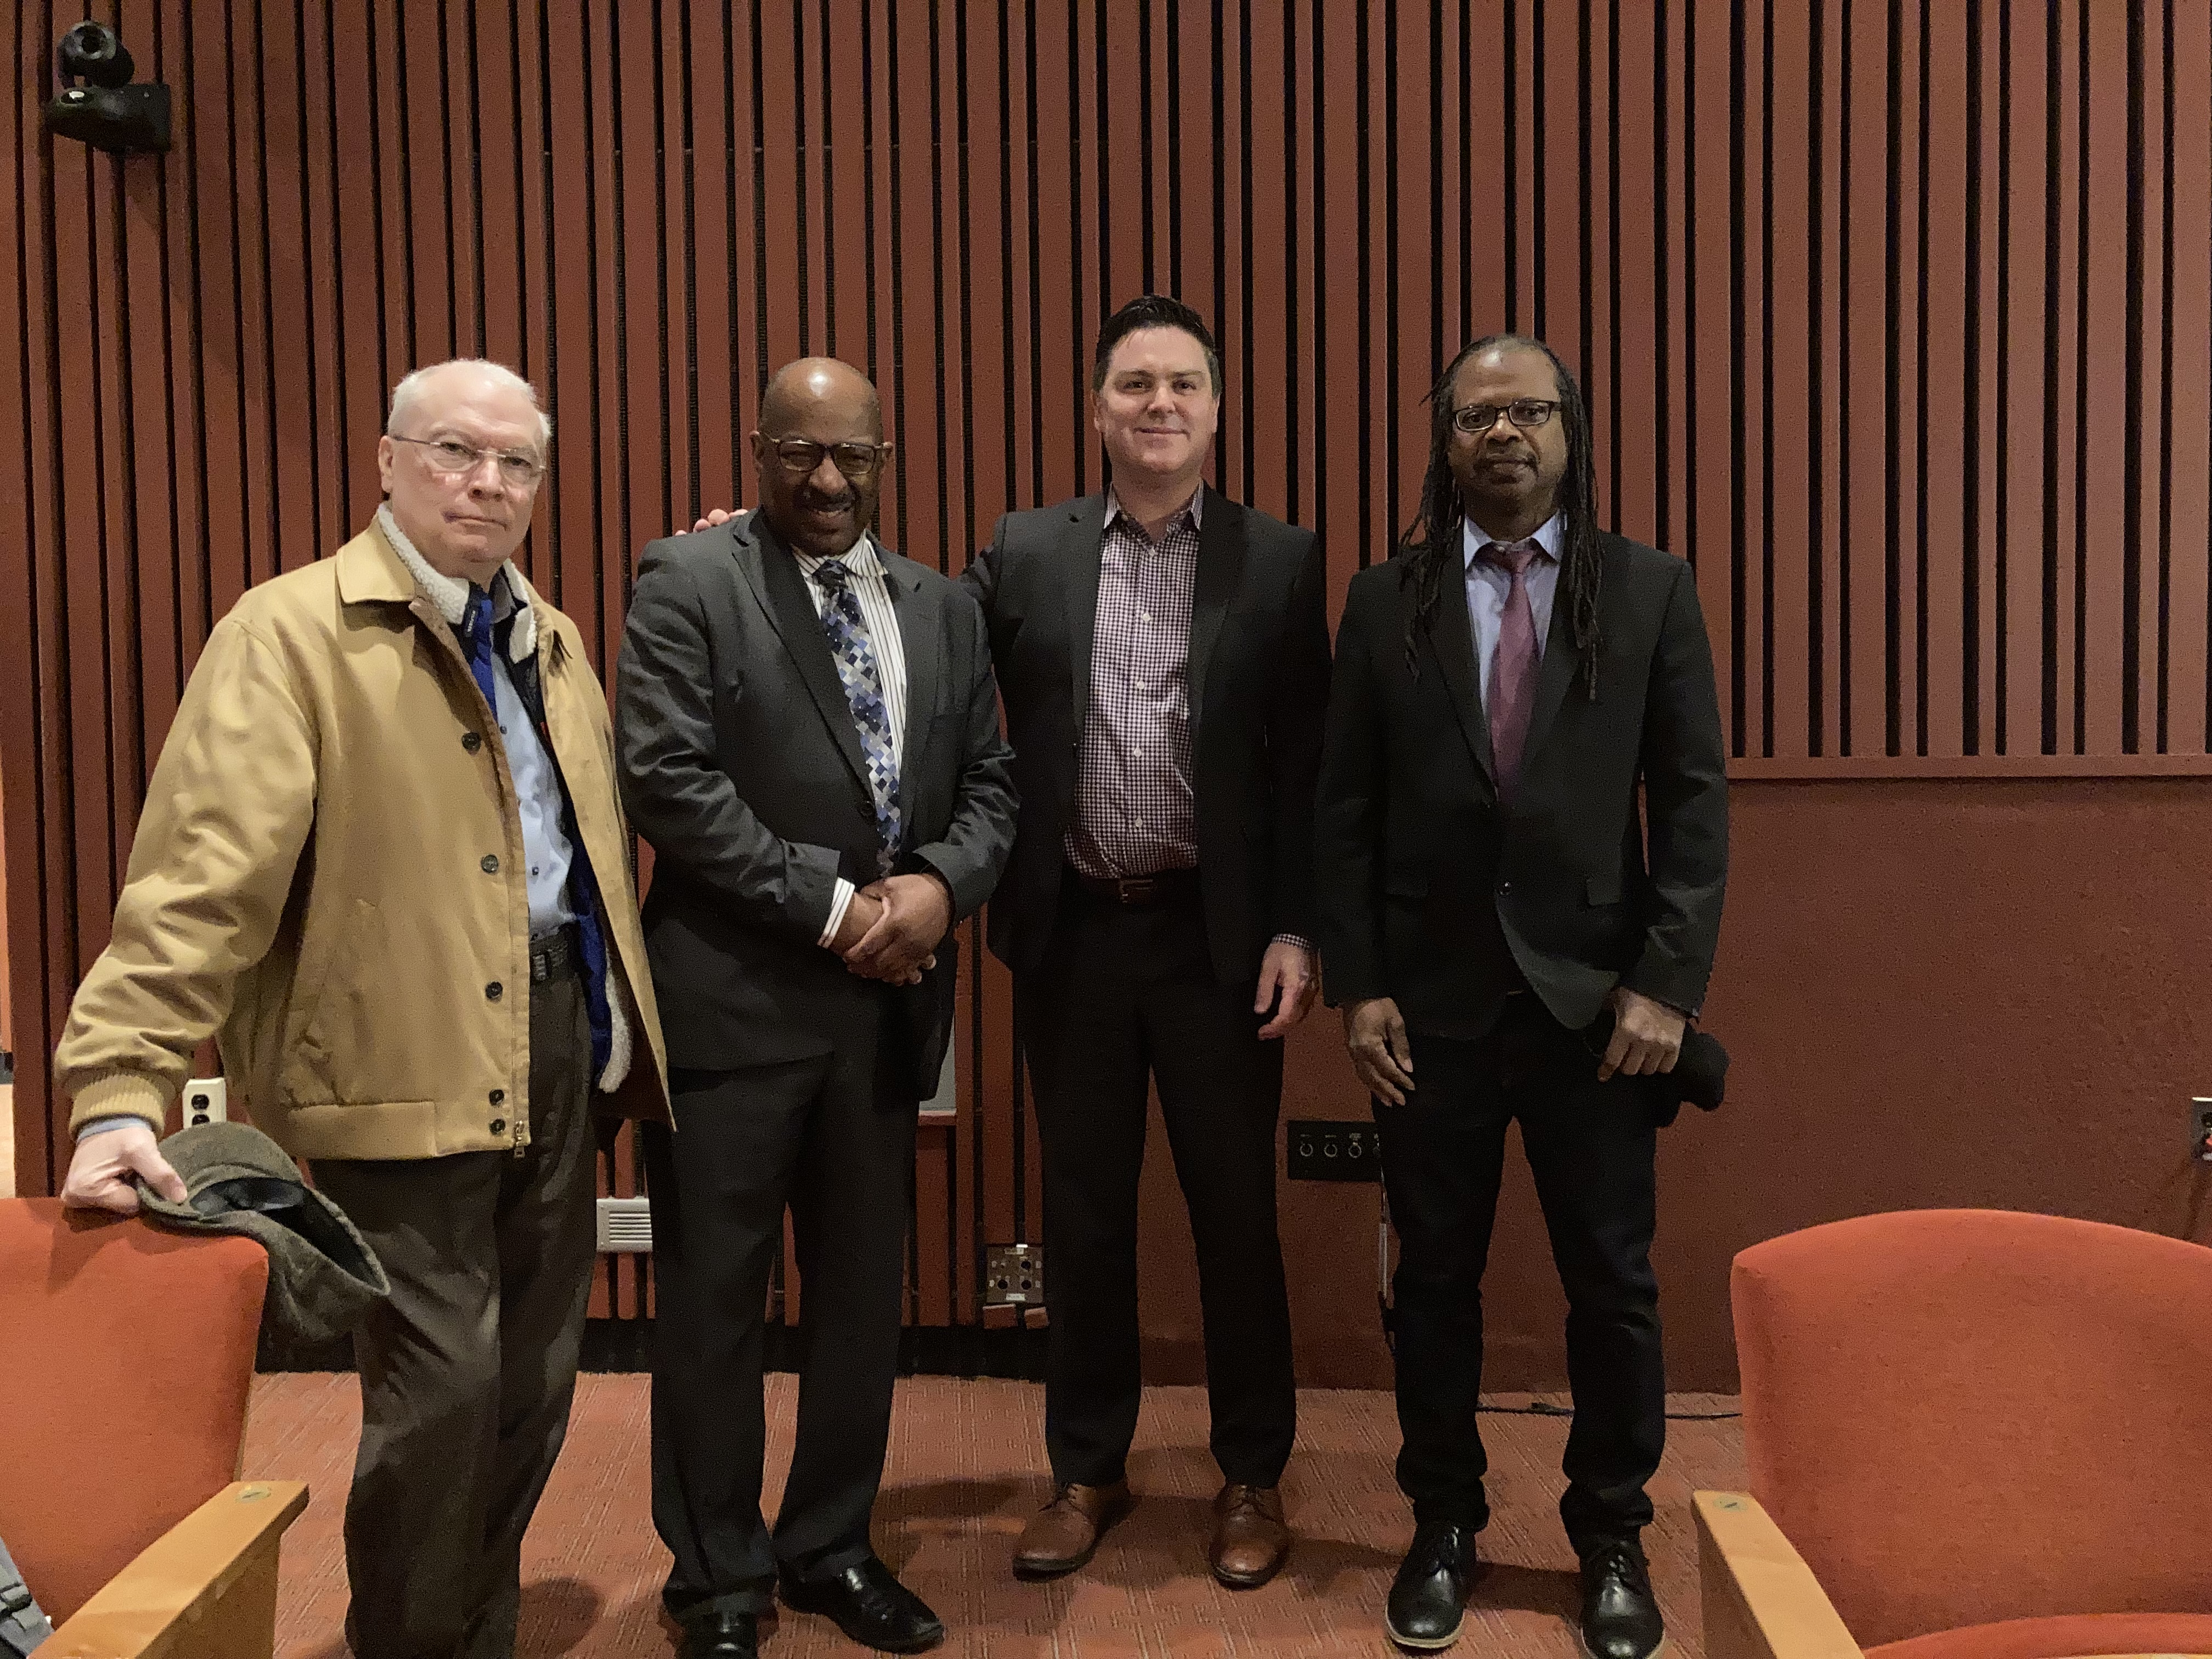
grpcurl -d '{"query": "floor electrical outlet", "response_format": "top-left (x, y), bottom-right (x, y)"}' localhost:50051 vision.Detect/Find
top-left (1288, 1120), bottom-right (1382, 1182)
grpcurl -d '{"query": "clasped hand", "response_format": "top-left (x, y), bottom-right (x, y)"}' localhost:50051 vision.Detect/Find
top-left (833, 873), bottom-right (951, 985)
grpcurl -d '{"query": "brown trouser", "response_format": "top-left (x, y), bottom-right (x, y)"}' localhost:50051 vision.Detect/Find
top-left (311, 968), bottom-right (597, 1659)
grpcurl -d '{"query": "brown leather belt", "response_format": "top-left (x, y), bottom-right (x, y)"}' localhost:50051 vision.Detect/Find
top-left (1071, 865), bottom-right (1201, 907)
top-left (529, 922), bottom-right (583, 983)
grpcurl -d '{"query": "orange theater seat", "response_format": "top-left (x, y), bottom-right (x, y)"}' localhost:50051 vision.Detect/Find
top-left (1695, 1208), bottom-right (2212, 1659)
top-left (0, 1196), bottom-right (307, 1656)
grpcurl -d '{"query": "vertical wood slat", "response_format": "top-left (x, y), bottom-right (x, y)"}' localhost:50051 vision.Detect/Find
top-left (5, 0), bottom-right (2211, 1335)
top-left (2169, 0), bottom-right (2212, 757)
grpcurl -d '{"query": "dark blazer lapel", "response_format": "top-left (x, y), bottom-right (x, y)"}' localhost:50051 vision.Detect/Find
top-left (882, 547), bottom-right (939, 824)
top-left (731, 512), bottom-right (872, 791)
top-left (1187, 486), bottom-right (1244, 737)
top-left (1424, 545), bottom-right (1498, 787)
top-left (1060, 494), bottom-right (1109, 735)
top-left (1517, 537), bottom-right (1595, 770)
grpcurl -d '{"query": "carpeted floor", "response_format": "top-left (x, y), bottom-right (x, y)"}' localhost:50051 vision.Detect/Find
top-left (245, 1374), bottom-right (1742, 1658)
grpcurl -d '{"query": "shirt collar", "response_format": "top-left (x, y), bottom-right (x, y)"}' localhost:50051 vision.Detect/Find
top-left (377, 503), bottom-right (537, 663)
top-left (1103, 484), bottom-right (1205, 534)
top-left (1461, 511), bottom-right (1564, 572)
top-left (792, 534), bottom-right (885, 583)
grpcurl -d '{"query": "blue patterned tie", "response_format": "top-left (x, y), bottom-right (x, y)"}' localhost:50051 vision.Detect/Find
top-left (810, 558), bottom-right (902, 875)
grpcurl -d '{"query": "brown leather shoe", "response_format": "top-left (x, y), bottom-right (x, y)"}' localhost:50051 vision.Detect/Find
top-left (1012, 1480), bottom-right (1134, 1578)
top-left (1209, 1483), bottom-right (1290, 1588)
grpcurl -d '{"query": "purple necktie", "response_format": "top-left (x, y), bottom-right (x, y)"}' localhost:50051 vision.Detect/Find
top-left (1480, 538), bottom-right (1544, 795)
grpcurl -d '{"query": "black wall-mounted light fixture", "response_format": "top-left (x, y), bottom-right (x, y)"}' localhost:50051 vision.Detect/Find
top-left (44, 21), bottom-right (171, 156)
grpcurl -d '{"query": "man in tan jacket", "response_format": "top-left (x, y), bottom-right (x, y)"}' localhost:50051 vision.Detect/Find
top-left (53, 358), bottom-right (670, 1659)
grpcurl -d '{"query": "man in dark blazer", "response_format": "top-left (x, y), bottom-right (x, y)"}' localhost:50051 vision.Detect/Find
top-left (1316, 335), bottom-right (1726, 1657)
top-left (617, 358), bottom-right (1016, 1659)
top-left (962, 297), bottom-right (1332, 1589)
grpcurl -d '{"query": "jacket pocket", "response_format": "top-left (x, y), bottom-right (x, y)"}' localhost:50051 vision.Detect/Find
top-left (278, 898), bottom-right (376, 1101)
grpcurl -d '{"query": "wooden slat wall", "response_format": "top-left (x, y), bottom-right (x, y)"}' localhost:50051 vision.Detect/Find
top-left (6, 7), bottom-right (2209, 1345)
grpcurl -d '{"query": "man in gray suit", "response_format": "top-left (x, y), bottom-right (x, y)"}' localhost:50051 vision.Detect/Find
top-left (617, 358), bottom-right (1017, 1658)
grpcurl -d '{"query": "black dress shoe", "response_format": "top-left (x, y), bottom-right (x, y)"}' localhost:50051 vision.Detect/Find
top-left (779, 1556), bottom-right (945, 1654)
top-left (1579, 1539), bottom-right (1666, 1659)
top-left (676, 1608), bottom-right (759, 1658)
top-left (1385, 1521), bottom-right (1484, 1651)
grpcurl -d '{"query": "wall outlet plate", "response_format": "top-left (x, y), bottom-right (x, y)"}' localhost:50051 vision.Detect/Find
top-left (1288, 1119), bottom-right (1382, 1182)
top-left (181, 1076), bottom-right (227, 1129)
top-left (2193, 1099), bottom-right (2212, 1164)
top-left (984, 1243), bottom-right (1044, 1306)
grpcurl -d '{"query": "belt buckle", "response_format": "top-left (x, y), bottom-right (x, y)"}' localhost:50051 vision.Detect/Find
top-left (1118, 876), bottom-right (1156, 906)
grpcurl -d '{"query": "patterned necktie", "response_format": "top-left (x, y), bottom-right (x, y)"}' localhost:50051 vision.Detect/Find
top-left (810, 558), bottom-right (902, 875)
top-left (1480, 538), bottom-right (1544, 796)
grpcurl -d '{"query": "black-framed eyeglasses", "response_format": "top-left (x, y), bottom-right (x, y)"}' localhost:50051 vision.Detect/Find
top-left (1451, 398), bottom-right (1560, 436)
top-left (390, 435), bottom-right (546, 488)
top-left (763, 437), bottom-right (892, 480)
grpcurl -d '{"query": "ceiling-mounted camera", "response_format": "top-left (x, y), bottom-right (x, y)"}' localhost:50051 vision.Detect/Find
top-left (45, 21), bottom-right (171, 155)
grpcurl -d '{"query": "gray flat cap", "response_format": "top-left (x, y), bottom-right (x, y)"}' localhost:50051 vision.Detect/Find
top-left (136, 1121), bottom-right (390, 1345)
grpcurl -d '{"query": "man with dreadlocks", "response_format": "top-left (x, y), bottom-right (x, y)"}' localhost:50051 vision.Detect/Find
top-left (1314, 335), bottom-right (1728, 1656)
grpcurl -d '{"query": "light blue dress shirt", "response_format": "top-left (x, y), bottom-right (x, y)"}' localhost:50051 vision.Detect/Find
top-left (1462, 512), bottom-right (1564, 692)
top-left (481, 578), bottom-right (577, 938)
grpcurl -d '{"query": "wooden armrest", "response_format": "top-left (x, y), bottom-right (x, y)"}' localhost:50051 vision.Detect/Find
top-left (41, 1480), bottom-right (309, 1659)
top-left (1694, 1490), bottom-right (1864, 1659)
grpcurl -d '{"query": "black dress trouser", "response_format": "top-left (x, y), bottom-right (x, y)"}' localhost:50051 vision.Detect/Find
top-left (642, 1001), bottom-right (918, 1621)
top-left (1376, 992), bottom-right (1664, 1555)
top-left (1017, 873), bottom-right (1297, 1490)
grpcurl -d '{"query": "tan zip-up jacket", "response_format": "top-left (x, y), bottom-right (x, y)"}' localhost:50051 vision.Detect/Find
top-left (55, 519), bottom-right (670, 1160)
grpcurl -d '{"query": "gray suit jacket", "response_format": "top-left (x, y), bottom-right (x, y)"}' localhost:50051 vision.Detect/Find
top-left (616, 510), bottom-right (1017, 1093)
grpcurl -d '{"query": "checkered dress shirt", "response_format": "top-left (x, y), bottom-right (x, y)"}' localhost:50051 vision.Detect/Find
top-left (1066, 489), bottom-right (1311, 953)
top-left (1065, 490), bottom-right (1203, 879)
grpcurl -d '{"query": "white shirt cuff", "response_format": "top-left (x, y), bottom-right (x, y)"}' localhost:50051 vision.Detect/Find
top-left (819, 877), bottom-right (857, 949)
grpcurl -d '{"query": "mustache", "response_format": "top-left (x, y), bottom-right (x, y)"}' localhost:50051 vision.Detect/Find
top-left (795, 487), bottom-right (856, 511)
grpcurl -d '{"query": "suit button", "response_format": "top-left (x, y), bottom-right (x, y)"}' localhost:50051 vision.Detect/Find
top-left (490, 1118), bottom-right (506, 1134)
top-left (481, 854), bottom-right (500, 873)
top-left (489, 1089), bottom-right (505, 1105)
top-left (486, 981), bottom-right (504, 1001)
top-left (462, 731), bottom-right (483, 753)
top-left (1498, 881), bottom-right (1513, 895)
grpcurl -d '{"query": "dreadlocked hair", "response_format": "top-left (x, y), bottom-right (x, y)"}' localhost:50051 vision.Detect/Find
top-left (1398, 332), bottom-right (1605, 698)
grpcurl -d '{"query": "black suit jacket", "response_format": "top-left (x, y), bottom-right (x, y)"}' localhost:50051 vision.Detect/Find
top-left (960, 487), bottom-right (1331, 986)
top-left (616, 511), bottom-right (1017, 1094)
top-left (1316, 529), bottom-right (1727, 1040)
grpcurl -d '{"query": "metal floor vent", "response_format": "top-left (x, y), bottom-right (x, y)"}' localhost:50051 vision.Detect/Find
top-left (596, 1195), bottom-right (653, 1253)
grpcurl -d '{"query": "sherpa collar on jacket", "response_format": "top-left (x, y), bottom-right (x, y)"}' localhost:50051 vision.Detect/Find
top-left (375, 503), bottom-right (540, 663)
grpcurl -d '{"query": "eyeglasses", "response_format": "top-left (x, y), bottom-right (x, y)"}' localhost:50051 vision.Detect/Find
top-left (390, 435), bottom-right (546, 488)
top-left (763, 437), bottom-right (892, 481)
top-left (1451, 398), bottom-right (1560, 436)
